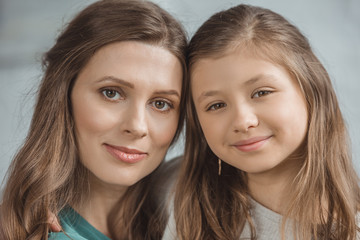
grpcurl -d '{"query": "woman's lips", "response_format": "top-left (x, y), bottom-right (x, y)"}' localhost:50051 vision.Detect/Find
top-left (232, 136), bottom-right (272, 152)
top-left (104, 144), bottom-right (147, 164)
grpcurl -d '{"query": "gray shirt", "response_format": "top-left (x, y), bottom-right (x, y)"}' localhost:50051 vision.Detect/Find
top-left (240, 199), bottom-right (292, 240)
top-left (163, 199), bottom-right (360, 240)
top-left (162, 199), bottom-right (289, 240)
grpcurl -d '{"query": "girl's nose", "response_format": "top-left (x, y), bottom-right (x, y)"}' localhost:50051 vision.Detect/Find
top-left (232, 104), bottom-right (259, 133)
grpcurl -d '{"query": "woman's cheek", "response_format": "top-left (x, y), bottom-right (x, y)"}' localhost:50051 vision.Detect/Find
top-left (150, 113), bottom-right (179, 147)
top-left (74, 99), bottom-right (120, 137)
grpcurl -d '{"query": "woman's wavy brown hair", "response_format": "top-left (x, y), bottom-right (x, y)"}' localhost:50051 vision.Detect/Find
top-left (174, 4), bottom-right (360, 240)
top-left (0, 0), bottom-right (187, 239)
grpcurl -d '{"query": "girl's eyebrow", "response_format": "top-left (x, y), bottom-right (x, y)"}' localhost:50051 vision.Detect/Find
top-left (196, 74), bottom-right (277, 103)
top-left (197, 90), bottom-right (221, 103)
top-left (244, 74), bottom-right (277, 86)
top-left (96, 76), bottom-right (134, 89)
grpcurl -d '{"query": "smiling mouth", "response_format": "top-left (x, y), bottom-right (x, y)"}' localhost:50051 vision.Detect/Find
top-left (104, 144), bottom-right (147, 164)
top-left (233, 136), bottom-right (272, 152)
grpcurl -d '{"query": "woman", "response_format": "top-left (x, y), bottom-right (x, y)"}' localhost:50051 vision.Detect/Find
top-left (0, 0), bottom-right (187, 239)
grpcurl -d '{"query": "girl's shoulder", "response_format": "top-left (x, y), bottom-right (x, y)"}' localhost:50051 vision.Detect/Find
top-left (162, 203), bottom-right (177, 240)
top-left (357, 212), bottom-right (360, 239)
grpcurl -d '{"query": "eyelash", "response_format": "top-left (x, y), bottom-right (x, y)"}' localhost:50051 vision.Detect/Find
top-left (150, 99), bottom-right (174, 113)
top-left (252, 89), bottom-right (273, 98)
top-left (100, 88), bottom-right (174, 113)
top-left (100, 88), bottom-right (124, 101)
top-left (205, 89), bottom-right (273, 111)
top-left (206, 102), bottom-right (227, 111)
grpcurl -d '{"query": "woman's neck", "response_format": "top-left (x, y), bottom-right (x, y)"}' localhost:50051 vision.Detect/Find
top-left (247, 157), bottom-right (302, 214)
top-left (74, 173), bottom-right (128, 237)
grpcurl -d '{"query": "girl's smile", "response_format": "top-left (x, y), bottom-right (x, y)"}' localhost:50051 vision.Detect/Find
top-left (231, 135), bottom-right (273, 152)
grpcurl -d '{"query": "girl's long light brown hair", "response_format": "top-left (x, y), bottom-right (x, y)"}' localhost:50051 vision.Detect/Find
top-left (0, 0), bottom-right (187, 239)
top-left (174, 4), bottom-right (360, 240)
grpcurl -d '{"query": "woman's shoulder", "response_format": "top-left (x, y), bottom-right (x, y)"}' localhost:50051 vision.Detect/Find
top-left (48, 207), bottom-right (110, 240)
top-left (48, 231), bottom-right (87, 240)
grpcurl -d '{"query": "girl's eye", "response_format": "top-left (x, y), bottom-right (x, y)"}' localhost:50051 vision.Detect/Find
top-left (152, 100), bottom-right (173, 112)
top-left (252, 90), bottom-right (272, 98)
top-left (101, 89), bottom-right (122, 101)
top-left (207, 102), bottom-right (226, 111)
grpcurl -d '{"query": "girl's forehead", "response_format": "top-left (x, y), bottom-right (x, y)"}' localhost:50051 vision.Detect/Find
top-left (190, 48), bottom-right (304, 95)
top-left (190, 46), bottom-right (279, 77)
top-left (189, 41), bottom-right (305, 95)
top-left (191, 41), bottom-right (284, 69)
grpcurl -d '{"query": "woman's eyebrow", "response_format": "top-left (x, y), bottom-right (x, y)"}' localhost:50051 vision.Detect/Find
top-left (96, 76), bottom-right (134, 89)
top-left (154, 90), bottom-right (180, 99)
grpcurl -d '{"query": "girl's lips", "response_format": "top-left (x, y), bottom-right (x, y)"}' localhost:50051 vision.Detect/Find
top-left (232, 136), bottom-right (272, 152)
top-left (104, 144), bottom-right (147, 164)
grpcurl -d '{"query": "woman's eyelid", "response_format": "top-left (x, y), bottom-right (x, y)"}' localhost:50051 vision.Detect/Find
top-left (151, 97), bottom-right (175, 108)
top-left (155, 100), bottom-right (173, 110)
top-left (100, 86), bottom-right (125, 101)
top-left (148, 98), bottom-right (178, 114)
top-left (149, 101), bottom-right (172, 114)
top-left (100, 85), bottom-right (125, 95)
top-left (154, 93), bottom-right (182, 107)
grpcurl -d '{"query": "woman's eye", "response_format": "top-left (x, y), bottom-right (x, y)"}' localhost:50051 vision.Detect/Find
top-left (207, 102), bottom-right (226, 111)
top-left (101, 89), bottom-right (122, 101)
top-left (252, 90), bottom-right (272, 98)
top-left (152, 100), bottom-right (172, 111)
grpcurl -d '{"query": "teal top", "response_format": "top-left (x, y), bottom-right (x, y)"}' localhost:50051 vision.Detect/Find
top-left (48, 207), bottom-right (111, 240)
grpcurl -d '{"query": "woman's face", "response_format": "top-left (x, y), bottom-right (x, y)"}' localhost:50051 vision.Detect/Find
top-left (71, 41), bottom-right (182, 187)
top-left (191, 50), bottom-right (308, 175)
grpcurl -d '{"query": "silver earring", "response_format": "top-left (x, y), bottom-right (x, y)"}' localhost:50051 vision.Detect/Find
top-left (218, 158), bottom-right (222, 176)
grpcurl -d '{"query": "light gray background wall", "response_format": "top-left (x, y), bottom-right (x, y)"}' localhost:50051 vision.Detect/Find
top-left (1, 0), bottom-right (359, 185)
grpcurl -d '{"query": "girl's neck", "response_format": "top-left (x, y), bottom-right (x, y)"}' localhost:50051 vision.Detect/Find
top-left (73, 173), bottom-right (128, 237)
top-left (247, 157), bottom-right (302, 214)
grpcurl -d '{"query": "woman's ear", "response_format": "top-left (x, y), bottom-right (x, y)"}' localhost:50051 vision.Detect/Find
top-left (47, 210), bottom-right (62, 232)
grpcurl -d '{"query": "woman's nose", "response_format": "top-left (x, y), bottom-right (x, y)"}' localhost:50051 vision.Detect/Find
top-left (121, 106), bottom-right (148, 138)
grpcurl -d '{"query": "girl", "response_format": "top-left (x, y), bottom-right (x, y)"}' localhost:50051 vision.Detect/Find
top-left (0, 0), bottom-right (187, 239)
top-left (172, 4), bottom-right (360, 240)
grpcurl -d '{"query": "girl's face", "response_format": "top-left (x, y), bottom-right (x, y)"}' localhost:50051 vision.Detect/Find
top-left (191, 50), bottom-right (308, 174)
top-left (71, 41), bottom-right (182, 187)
